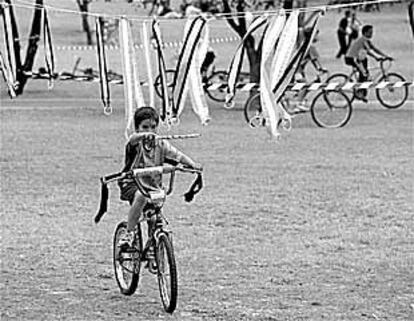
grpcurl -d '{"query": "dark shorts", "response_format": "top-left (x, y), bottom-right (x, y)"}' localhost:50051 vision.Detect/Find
top-left (118, 177), bottom-right (138, 203)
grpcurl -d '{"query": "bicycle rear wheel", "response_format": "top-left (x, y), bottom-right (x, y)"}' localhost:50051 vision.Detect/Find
top-left (155, 233), bottom-right (177, 313)
top-left (113, 222), bottom-right (143, 295)
top-left (205, 71), bottom-right (228, 102)
top-left (154, 69), bottom-right (175, 98)
top-left (327, 73), bottom-right (355, 102)
top-left (243, 93), bottom-right (263, 128)
top-left (311, 90), bottom-right (352, 128)
top-left (376, 72), bottom-right (409, 109)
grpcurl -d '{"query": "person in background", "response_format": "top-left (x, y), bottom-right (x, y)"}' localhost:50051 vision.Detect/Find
top-left (345, 24), bottom-right (393, 102)
top-left (336, 10), bottom-right (352, 58)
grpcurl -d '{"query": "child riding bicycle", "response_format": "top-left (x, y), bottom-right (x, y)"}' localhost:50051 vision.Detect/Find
top-left (344, 24), bottom-right (393, 102)
top-left (118, 107), bottom-right (202, 250)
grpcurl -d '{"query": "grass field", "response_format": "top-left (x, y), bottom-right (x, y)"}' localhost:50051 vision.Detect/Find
top-left (1, 1), bottom-right (414, 320)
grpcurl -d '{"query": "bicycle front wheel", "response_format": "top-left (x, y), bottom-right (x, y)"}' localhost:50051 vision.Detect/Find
top-left (311, 90), bottom-right (353, 128)
top-left (205, 71), bottom-right (228, 102)
top-left (327, 73), bottom-right (355, 102)
top-left (113, 222), bottom-right (142, 295)
top-left (244, 93), bottom-right (263, 128)
top-left (376, 72), bottom-right (409, 109)
top-left (155, 233), bottom-right (177, 313)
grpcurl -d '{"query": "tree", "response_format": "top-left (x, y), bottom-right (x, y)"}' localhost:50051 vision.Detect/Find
top-left (221, 0), bottom-right (263, 85)
top-left (76, 0), bottom-right (93, 45)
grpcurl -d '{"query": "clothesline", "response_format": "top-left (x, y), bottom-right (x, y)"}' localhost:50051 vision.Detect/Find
top-left (9, 0), bottom-right (401, 22)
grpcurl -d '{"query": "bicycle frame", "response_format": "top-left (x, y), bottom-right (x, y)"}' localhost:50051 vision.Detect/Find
top-left (347, 58), bottom-right (393, 82)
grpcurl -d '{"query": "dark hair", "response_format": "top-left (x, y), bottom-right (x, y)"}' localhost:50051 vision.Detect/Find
top-left (362, 25), bottom-right (373, 35)
top-left (345, 10), bottom-right (351, 16)
top-left (134, 107), bottom-right (159, 129)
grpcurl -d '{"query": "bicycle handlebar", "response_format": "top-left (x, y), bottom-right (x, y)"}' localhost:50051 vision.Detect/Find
top-left (101, 164), bottom-right (202, 184)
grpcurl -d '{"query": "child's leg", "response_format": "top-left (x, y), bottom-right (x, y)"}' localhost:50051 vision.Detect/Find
top-left (127, 191), bottom-right (147, 231)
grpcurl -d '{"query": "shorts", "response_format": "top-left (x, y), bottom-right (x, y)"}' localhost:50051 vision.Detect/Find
top-left (118, 177), bottom-right (138, 203)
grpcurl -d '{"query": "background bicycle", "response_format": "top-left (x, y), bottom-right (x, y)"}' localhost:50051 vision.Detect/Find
top-left (244, 69), bottom-right (353, 129)
top-left (95, 159), bottom-right (203, 314)
top-left (327, 58), bottom-right (409, 108)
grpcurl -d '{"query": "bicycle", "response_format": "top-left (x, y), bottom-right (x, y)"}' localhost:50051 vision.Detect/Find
top-left (153, 66), bottom-right (250, 103)
top-left (327, 58), bottom-right (409, 109)
top-left (244, 70), bottom-right (353, 129)
top-left (95, 157), bottom-right (203, 314)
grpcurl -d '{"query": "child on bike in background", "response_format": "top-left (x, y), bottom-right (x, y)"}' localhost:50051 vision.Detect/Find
top-left (295, 29), bottom-right (327, 112)
top-left (118, 107), bottom-right (202, 249)
top-left (345, 24), bottom-right (392, 102)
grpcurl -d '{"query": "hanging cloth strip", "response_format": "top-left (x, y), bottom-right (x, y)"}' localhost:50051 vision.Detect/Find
top-left (43, 7), bottom-right (55, 89)
top-left (225, 15), bottom-right (268, 107)
top-left (171, 16), bottom-right (207, 122)
top-left (272, 11), bottom-right (323, 102)
top-left (1, 1), bottom-right (22, 91)
top-left (180, 17), bottom-right (210, 125)
top-left (19, 0), bottom-right (44, 95)
top-left (141, 21), bottom-right (154, 107)
top-left (152, 20), bottom-right (171, 123)
top-left (0, 50), bottom-right (16, 97)
top-left (260, 11), bottom-right (289, 140)
top-left (95, 17), bottom-right (111, 114)
top-left (119, 17), bottom-right (146, 139)
top-left (270, 11), bottom-right (299, 91)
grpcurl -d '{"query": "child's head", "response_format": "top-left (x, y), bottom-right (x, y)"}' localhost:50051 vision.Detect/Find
top-left (134, 107), bottom-right (160, 133)
top-left (362, 25), bottom-right (373, 38)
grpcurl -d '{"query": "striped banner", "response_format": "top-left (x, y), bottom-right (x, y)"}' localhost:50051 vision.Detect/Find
top-left (43, 8), bottom-right (55, 89)
top-left (96, 17), bottom-right (111, 114)
top-left (22, 70), bottom-right (414, 91)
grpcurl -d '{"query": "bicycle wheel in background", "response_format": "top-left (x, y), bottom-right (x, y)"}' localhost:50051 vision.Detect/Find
top-left (113, 221), bottom-right (142, 295)
top-left (155, 233), bottom-right (177, 313)
top-left (154, 69), bottom-right (175, 98)
top-left (311, 90), bottom-right (352, 128)
top-left (327, 73), bottom-right (355, 102)
top-left (243, 93), bottom-right (263, 128)
top-left (204, 71), bottom-right (228, 102)
top-left (376, 72), bottom-right (409, 109)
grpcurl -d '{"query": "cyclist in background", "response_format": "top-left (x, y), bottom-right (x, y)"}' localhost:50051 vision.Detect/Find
top-left (345, 24), bottom-right (392, 102)
top-left (294, 29), bottom-right (327, 112)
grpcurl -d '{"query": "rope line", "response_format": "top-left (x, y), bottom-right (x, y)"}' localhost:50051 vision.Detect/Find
top-left (11, 0), bottom-right (401, 22)
top-left (52, 36), bottom-right (240, 51)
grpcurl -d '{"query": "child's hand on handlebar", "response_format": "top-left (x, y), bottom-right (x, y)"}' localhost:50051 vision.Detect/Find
top-left (192, 163), bottom-right (203, 171)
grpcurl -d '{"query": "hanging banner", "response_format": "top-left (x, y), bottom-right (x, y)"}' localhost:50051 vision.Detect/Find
top-left (141, 21), bottom-right (154, 107)
top-left (260, 11), bottom-right (289, 139)
top-left (225, 15), bottom-right (267, 106)
top-left (180, 18), bottom-right (210, 124)
top-left (172, 16), bottom-right (206, 120)
top-left (119, 17), bottom-right (145, 138)
top-left (96, 17), bottom-right (111, 114)
top-left (270, 11), bottom-right (299, 90)
top-left (152, 20), bottom-right (171, 123)
top-left (43, 8), bottom-right (55, 89)
top-left (0, 50), bottom-right (16, 97)
top-left (272, 12), bottom-right (322, 102)
top-left (1, 1), bottom-right (22, 89)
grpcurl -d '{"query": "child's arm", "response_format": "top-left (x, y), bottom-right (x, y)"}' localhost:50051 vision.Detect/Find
top-left (367, 40), bottom-right (391, 59)
top-left (163, 141), bottom-right (202, 170)
top-left (178, 153), bottom-right (202, 171)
